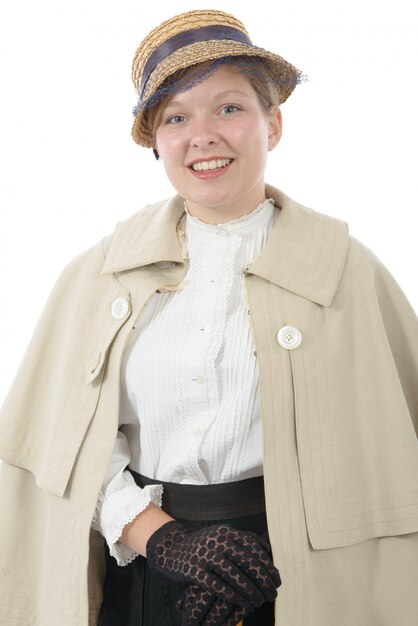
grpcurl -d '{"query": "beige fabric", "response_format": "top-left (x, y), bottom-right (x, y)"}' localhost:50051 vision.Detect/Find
top-left (0, 184), bottom-right (417, 625)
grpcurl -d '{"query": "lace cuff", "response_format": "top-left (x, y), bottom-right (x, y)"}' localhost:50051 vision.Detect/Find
top-left (94, 482), bottom-right (163, 566)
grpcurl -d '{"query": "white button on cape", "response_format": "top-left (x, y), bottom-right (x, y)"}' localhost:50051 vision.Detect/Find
top-left (111, 297), bottom-right (130, 320)
top-left (277, 325), bottom-right (302, 349)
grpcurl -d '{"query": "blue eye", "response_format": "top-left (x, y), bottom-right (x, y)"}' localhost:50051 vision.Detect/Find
top-left (222, 105), bottom-right (240, 114)
top-left (166, 115), bottom-right (186, 124)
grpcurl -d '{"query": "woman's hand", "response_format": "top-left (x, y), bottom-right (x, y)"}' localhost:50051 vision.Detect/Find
top-left (146, 520), bottom-right (281, 608)
top-left (177, 583), bottom-right (250, 625)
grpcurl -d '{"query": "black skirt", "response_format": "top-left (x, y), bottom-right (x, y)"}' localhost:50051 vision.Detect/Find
top-left (98, 471), bottom-right (276, 626)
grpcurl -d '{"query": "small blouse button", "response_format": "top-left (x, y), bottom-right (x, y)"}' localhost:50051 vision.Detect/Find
top-left (111, 297), bottom-right (130, 320)
top-left (277, 325), bottom-right (302, 350)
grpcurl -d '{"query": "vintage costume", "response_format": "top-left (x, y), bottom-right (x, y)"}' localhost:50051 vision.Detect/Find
top-left (1, 184), bottom-right (417, 625)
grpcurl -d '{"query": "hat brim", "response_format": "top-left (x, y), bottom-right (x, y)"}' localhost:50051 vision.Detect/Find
top-left (131, 40), bottom-right (303, 147)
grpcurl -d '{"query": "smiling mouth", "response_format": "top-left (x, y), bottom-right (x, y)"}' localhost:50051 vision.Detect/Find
top-left (190, 158), bottom-right (233, 172)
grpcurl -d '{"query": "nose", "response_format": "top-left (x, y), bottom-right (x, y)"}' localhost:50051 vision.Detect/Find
top-left (189, 116), bottom-right (219, 149)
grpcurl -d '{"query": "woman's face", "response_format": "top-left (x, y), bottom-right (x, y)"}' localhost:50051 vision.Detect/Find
top-left (154, 64), bottom-right (282, 224)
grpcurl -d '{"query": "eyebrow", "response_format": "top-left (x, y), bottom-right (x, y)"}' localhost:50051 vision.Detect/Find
top-left (164, 90), bottom-right (251, 109)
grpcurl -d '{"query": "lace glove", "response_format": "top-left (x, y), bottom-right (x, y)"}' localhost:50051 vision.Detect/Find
top-left (177, 584), bottom-right (250, 625)
top-left (146, 520), bottom-right (281, 609)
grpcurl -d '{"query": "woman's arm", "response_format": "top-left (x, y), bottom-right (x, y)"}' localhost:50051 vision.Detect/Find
top-left (91, 432), bottom-right (165, 565)
top-left (119, 502), bottom-right (175, 557)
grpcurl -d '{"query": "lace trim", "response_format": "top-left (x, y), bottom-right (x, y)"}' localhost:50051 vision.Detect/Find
top-left (114, 547), bottom-right (141, 567)
top-left (175, 227), bottom-right (206, 483)
top-left (183, 197), bottom-right (275, 229)
top-left (206, 235), bottom-right (241, 479)
top-left (207, 235), bottom-right (241, 413)
top-left (216, 197), bottom-right (275, 225)
top-left (108, 484), bottom-right (163, 544)
top-left (102, 484), bottom-right (163, 567)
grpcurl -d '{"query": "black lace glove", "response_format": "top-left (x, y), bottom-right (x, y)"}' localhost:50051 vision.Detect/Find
top-left (177, 583), bottom-right (251, 625)
top-left (146, 520), bottom-right (281, 609)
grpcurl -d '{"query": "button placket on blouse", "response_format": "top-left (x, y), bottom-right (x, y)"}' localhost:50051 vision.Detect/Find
top-left (186, 231), bottom-right (234, 475)
top-left (181, 222), bottom-right (248, 480)
top-left (190, 286), bottom-right (218, 391)
top-left (205, 235), bottom-right (242, 433)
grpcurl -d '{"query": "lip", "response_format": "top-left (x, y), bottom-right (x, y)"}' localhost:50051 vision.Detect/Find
top-left (187, 157), bottom-right (234, 180)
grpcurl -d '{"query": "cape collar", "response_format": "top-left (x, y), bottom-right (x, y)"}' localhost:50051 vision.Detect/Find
top-left (101, 183), bottom-right (349, 306)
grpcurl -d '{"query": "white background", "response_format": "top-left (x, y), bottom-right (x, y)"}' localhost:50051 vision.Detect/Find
top-left (0, 0), bottom-right (417, 403)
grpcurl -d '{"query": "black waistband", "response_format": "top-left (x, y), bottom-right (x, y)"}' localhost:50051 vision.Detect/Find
top-left (129, 469), bottom-right (266, 521)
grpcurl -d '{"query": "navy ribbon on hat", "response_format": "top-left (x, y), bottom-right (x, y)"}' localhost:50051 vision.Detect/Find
top-left (140, 25), bottom-right (253, 99)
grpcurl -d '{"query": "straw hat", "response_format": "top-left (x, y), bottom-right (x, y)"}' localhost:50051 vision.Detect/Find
top-left (131, 9), bottom-right (305, 148)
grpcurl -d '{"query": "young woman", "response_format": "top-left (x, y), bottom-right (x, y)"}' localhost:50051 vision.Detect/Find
top-left (0, 9), bottom-right (417, 626)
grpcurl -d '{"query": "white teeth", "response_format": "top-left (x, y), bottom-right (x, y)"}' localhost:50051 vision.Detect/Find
top-left (192, 158), bottom-right (231, 171)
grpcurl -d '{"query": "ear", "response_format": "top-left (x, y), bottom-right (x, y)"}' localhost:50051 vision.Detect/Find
top-left (267, 106), bottom-right (282, 151)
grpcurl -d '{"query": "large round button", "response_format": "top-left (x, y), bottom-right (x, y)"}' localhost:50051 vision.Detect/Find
top-left (277, 325), bottom-right (302, 350)
top-left (111, 297), bottom-right (130, 320)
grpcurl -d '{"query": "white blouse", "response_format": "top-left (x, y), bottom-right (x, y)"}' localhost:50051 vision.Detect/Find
top-left (92, 197), bottom-right (278, 565)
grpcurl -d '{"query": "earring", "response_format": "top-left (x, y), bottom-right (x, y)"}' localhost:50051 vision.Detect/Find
top-left (153, 148), bottom-right (160, 161)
